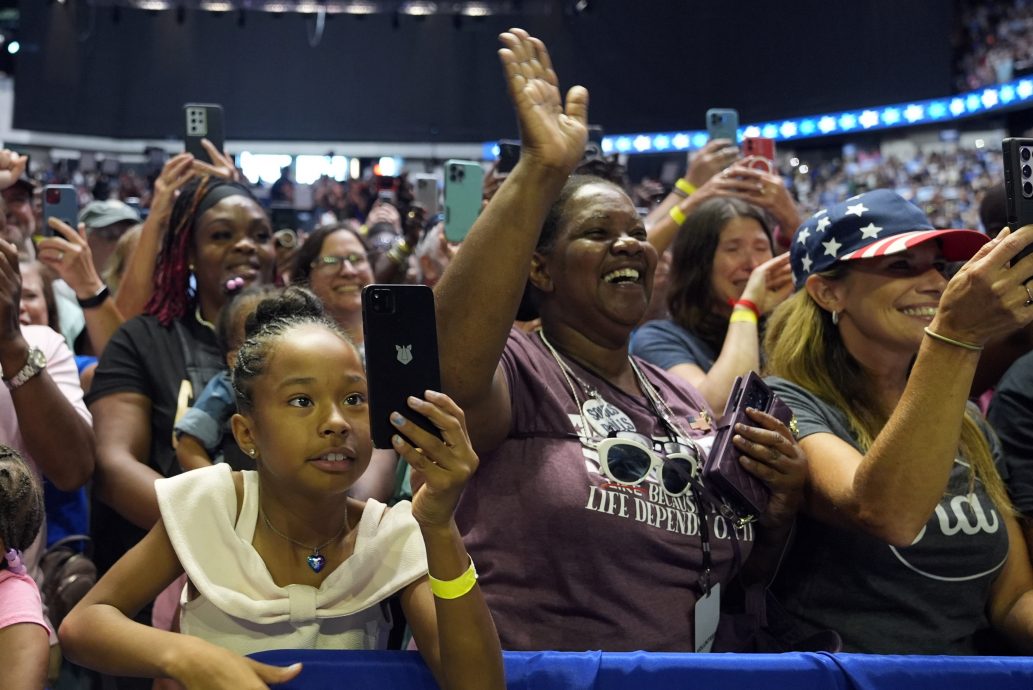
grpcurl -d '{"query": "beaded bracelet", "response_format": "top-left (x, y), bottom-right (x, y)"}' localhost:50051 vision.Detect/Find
top-left (428, 557), bottom-right (479, 600)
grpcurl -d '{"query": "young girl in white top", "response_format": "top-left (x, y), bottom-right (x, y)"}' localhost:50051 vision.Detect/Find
top-left (60, 288), bottom-right (504, 690)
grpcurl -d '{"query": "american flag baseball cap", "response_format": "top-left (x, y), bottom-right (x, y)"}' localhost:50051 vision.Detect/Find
top-left (790, 189), bottom-right (989, 288)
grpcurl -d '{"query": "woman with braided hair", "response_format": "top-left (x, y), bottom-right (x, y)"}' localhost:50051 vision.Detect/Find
top-left (85, 176), bottom-right (274, 669)
top-left (0, 444), bottom-right (49, 690)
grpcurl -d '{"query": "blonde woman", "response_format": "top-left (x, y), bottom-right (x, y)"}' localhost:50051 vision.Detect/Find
top-left (764, 189), bottom-right (1033, 653)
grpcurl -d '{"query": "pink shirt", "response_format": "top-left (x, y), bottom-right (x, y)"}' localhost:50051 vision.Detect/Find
top-left (0, 569), bottom-right (51, 636)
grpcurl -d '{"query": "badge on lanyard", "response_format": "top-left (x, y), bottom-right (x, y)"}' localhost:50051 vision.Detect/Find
top-left (581, 397), bottom-right (635, 438)
top-left (694, 582), bottom-right (721, 653)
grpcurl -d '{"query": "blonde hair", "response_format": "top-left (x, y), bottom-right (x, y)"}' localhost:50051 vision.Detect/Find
top-left (764, 282), bottom-right (1013, 514)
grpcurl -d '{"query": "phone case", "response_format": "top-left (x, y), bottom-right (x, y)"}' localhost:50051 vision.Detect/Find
top-left (183, 103), bottom-right (225, 165)
top-left (411, 173), bottom-right (440, 216)
top-left (702, 371), bottom-right (793, 518)
top-left (1002, 138), bottom-right (1033, 265)
top-left (706, 108), bottom-right (739, 144)
top-left (41, 185), bottom-right (78, 238)
top-left (743, 136), bottom-right (776, 173)
top-left (444, 160), bottom-right (484, 243)
top-left (361, 285), bottom-right (442, 449)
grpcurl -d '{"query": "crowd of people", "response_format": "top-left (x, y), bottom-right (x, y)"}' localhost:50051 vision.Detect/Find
top-left (955, 0), bottom-right (1033, 91)
top-left (4, 26), bottom-right (1033, 690)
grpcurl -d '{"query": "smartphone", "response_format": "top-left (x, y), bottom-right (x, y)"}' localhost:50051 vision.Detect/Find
top-left (376, 175), bottom-right (397, 204)
top-left (444, 160), bottom-right (484, 243)
top-left (702, 372), bottom-right (793, 518)
top-left (411, 173), bottom-right (440, 216)
top-left (496, 140), bottom-right (521, 176)
top-left (1002, 137), bottom-right (1033, 265)
top-left (41, 185), bottom-right (78, 238)
top-left (706, 108), bottom-right (739, 144)
top-left (742, 136), bottom-right (776, 174)
top-left (362, 284), bottom-right (442, 449)
top-left (183, 103), bottom-right (225, 164)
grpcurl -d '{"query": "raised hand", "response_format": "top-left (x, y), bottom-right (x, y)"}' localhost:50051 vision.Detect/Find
top-left (192, 139), bottom-right (241, 183)
top-left (35, 219), bottom-right (105, 300)
top-left (498, 28), bottom-right (589, 174)
top-left (389, 390), bottom-right (479, 528)
top-left (0, 149), bottom-right (28, 192)
top-left (932, 225), bottom-right (1033, 346)
top-left (732, 407), bottom-right (807, 529)
top-left (149, 153), bottom-right (197, 223)
top-left (685, 139), bottom-right (740, 188)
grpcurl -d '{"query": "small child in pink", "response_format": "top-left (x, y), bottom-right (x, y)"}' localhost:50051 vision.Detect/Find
top-left (0, 445), bottom-right (51, 690)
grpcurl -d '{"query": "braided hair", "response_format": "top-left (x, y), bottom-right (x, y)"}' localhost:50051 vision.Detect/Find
top-left (0, 445), bottom-right (44, 565)
top-left (145, 176), bottom-right (260, 326)
top-left (232, 286), bottom-right (357, 413)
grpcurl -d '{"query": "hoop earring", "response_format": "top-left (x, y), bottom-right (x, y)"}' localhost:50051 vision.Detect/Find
top-left (831, 310), bottom-right (840, 326)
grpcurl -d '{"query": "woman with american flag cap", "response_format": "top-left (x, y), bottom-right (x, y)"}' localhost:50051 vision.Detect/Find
top-left (763, 189), bottom-right (1033, 654)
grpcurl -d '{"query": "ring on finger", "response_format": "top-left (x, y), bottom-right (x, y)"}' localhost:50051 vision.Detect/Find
top-left (1024, 282), bottom-right (1033, 306)
top-left (57, 251), bottom-right (64, 261)
top-left (768, 446), bottom-right (780, 462)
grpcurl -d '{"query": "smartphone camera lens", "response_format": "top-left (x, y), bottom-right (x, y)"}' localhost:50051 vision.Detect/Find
top-left (45, 188), bottom-right (60, 204)
top-left (369, 288), bottom-right (395, 315)
top-left (1023, 165), bottom-right (1032, 179)
top-left (1024, 181), bottom-right (1033, 197)
top-left (1022, 147), bottom-right (1031, 162)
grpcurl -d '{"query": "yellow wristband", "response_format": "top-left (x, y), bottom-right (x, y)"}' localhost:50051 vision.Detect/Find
top-left (428, 557), bottom-right (479, 600)
top-left (669, 206), bottom-right (687, 227)
top-left (676, 178), bottom-right (697, 196)
top-left (729, 308), bottom-right (759, 325)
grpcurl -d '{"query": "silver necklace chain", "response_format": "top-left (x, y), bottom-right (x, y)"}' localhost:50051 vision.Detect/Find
top-left (259, 507), bottom-right (348, 557)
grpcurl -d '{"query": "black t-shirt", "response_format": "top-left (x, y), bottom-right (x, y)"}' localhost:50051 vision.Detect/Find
top-left (988, 350), bottom-right (1033, 516)
top-left (87, 310), bottom-right (222, 574)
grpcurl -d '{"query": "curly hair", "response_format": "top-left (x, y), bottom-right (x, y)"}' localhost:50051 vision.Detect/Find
top-left (232, 286), bottom-right (356, 412)
top-left (0, 445), bottom-right (44, 563)
top-left (290, 222), bottom-right (369, 288)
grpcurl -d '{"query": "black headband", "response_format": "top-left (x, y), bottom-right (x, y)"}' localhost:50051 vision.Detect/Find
top-left (196, 181), bottom-right (254, 219)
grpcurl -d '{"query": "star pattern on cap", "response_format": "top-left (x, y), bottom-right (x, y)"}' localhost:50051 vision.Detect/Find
top-left (815, 217), bottom-right (832, 233)
top-left (859, 222), bottom-right (882, 239)
top-left (801, 254), bottom-right (813, 273)
top-left (797, 227), bottom-right (811, 245)
top-left (845, 203), bottom-right (868, 217)
top-left (822, 237), bottom-right (842, 257)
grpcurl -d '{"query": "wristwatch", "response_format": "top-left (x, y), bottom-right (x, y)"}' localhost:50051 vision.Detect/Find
top-left (3, 347), bottom-right (46, 391)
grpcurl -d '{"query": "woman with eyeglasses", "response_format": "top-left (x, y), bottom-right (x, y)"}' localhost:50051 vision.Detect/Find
top-left (763, 189), bottom-right (1033, 654)
top-left (434, 29), bottom-right (807, 653)
top-left (291, 223), bottom-right (374, 362)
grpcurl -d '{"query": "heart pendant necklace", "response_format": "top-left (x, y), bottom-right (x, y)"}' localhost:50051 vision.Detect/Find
top-left (259, 507), bottom-right (348, 574)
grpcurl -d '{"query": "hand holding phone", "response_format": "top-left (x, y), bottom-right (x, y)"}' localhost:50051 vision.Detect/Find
top-left (742, 137), bottom-right (776, 174)
top-left (702, 372), bottom-right (795, 519)
top-left (362, 285), bottom-right (442, 449)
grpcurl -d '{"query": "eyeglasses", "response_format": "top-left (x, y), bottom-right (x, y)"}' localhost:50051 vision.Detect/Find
top-left (597, 431), bottom-right (701, 497)
top-left (312, 253), bottom-right (368, 272)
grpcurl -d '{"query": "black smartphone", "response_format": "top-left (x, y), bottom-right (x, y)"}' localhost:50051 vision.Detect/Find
top-left (41, 185), bottom-right (78, 239)
top-left (585, 124), bottom-right (605, 159)
top-left (496, 140), bottom-right (521, 176)
top-left (361, 284), bottom-right (442, 449)
top-left (183, 103), bottom-right (225, 165)
top-left (1002, 137), bottom-right (1033, 265)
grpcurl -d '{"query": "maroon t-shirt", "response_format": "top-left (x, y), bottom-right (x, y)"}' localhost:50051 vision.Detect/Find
top-left (455, 329), bottom-right (756, 652)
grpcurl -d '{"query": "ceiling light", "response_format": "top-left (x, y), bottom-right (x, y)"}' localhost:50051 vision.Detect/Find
top-left (401, 1), bottom-right (437, 16)
top-left (136, 1), bottom-right (171, 9)
top-left (344, 2), bottom-right (377, 13)
top-left (461, 2), bottom-right (491, 16)
top-left (200, 1), bottom-right (233, 10)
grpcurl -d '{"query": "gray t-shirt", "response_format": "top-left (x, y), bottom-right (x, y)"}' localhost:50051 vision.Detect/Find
top-left (630, 319), bottom-right (717, 372)
top-left (766, 376), bottom-right (1010, 654)
top-left (987, 350), bottom-right (1033, 516)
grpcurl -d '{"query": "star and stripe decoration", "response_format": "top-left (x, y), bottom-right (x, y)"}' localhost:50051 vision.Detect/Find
top-left (790, 189), bottom-right (990, 287)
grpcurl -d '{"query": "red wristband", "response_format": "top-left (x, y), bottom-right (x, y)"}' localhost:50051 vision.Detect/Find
top-left (733, 299), bottom-right (761, 319)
